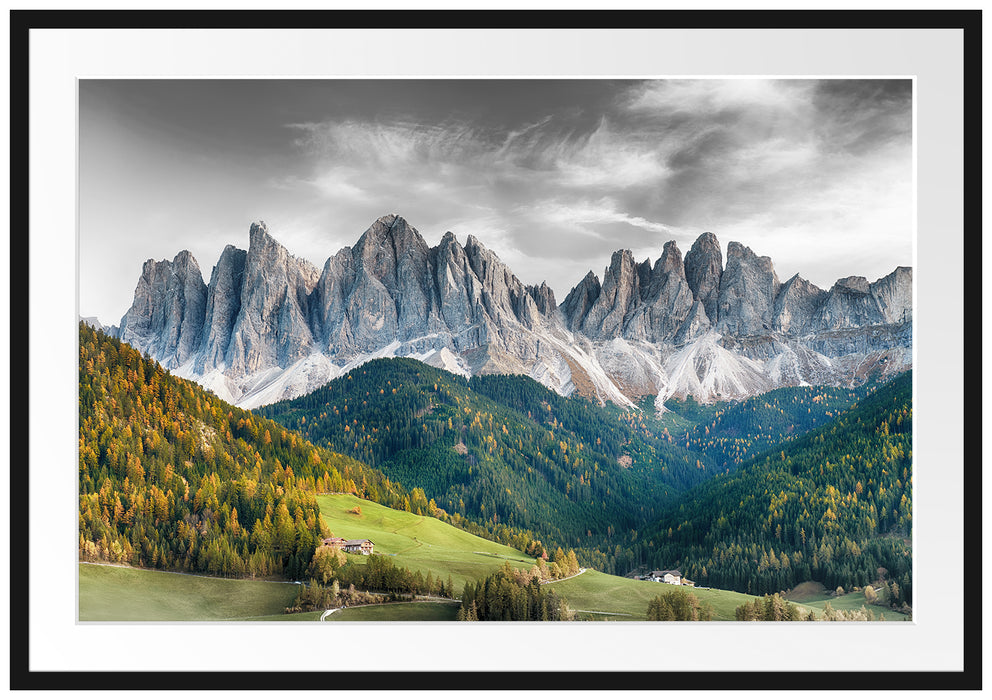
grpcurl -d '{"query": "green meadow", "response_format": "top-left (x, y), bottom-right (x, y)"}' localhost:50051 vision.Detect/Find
top-left (317, 493), bottom-right (535, 591)
top-left (783, 582), bottom-right (910, 621)
top-left (546, 570), bottom-right (759, 621)
top-left (78, 563), bottom-right (301, 621)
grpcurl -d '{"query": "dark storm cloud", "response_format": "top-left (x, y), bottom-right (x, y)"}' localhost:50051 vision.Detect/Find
top-left (80, 79), bottom-right (912, 323)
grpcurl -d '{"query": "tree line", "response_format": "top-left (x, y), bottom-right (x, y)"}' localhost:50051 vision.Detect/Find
top-left (457, 562), bottom-right (575, 621)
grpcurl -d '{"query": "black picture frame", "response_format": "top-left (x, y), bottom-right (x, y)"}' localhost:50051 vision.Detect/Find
top-left (8, 8), bottom-right (981, 692)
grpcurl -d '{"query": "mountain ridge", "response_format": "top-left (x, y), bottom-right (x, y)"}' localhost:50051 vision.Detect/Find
top-left (113, 215), bottom-right (912, 409)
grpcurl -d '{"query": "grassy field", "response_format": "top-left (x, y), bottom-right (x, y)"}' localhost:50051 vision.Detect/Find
top-left (317, 494), bottom-right (535, 591)
top-left (81, 497), bottom-right (906, 624)
top-left (546, 570), bottom-right (759, 621)
top-left (783, 582), bottom-right (910, 621)
top-left (79, 563), bottom-right (301, 621)
top-left (231, 611), bottom-right (325, 621)
top-left (324, 601), bottom-right (460, 622)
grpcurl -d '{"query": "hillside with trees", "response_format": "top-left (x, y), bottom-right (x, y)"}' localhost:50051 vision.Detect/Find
top-left (656, 385), bottom-right (871, 471)
top-left (642, 372), bottom-right (913, 602)
top-left (258, 358), bottom-right (713, 571)
top-left (80, 323), bottom-right (435, 580)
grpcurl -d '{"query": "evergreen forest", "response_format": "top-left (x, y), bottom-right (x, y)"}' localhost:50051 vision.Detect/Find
top-left (643, 372), bottom-right (913, 602)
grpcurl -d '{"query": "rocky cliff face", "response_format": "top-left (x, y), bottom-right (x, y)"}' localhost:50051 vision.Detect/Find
top-left (561, 241), bottom-right (696, 345)
top-left (772, 274), bottom-right (827, 334)
top-left (119, 251), bottom-right (207, 368)
top-left (716, 242), bottom-right (781, 336)
top-left (117, 216), bottom-right (912, 410)
top-left (196, 245), bottom-right (248, 373)
top-left (561, 230), bottom-right (911, 407)
top-left (224, 222), bottom-right (321, 374)
top-left (119, 215), bottom-right (576, 407)
top-left (683, 231), bottom-right (722, 323)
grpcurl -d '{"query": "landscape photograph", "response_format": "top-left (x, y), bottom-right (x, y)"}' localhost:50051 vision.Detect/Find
top-left (77, 78), bottom-right (913, 623)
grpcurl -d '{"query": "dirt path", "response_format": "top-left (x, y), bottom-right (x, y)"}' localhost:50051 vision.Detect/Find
top-left (573, 609), bottom-right (632, 617)
top-left (319, 608), bottom-right (340, 621)
top-left (541, 568), bottom-right (587, 585)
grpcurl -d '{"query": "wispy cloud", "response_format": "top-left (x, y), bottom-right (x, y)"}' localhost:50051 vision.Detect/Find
top-left (281, 79), bottom-right (910, 295)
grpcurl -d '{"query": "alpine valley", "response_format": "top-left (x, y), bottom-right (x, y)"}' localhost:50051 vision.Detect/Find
top-left (80, 215), bottom-right (913, 622)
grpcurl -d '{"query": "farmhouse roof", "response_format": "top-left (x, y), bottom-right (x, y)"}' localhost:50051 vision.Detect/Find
top-left (344, 539), bottom-right (372, 546)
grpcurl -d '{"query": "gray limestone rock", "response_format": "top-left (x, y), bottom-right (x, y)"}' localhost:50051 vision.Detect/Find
top-left (684, 231), bottom-right (723, 324)
top-left (115, 215), bottom-right (913, 409)
top-left (576, 249), bottom-right (642, 340)
top-left (772, 274), bottom-right (827, 334)
top-left (870, 266), bottom-right (913, 325)
top-left (196, 245), bottom-right (247, 372)
top-left (310, 247), bottom-right (357, 356)
top-left (560, 271), bottom-right (602, 330)
top-left (225, 221), bottom-right (320, 373)
top-left (526, 281), bottom-right (558, 316)
top-left (641, 241), bottom-right (695, 342)
top-left (119, 250), bottom-right (207, 368)
top-left (811, 275), bottom-right (884, 331)
top-left (673, 300), bottom-right (711, 345)
top-left (716, 241), bottom-right (780, 336)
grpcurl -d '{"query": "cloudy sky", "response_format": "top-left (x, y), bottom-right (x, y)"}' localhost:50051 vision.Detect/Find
top-left (79, 79), bottom-right (912, 325)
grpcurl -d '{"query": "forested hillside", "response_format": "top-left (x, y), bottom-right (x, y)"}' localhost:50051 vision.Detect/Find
top-left (258, 358), bottom-right (710, 571)
top-left (79, 324), bottom-right (420, 579)
top-left (648, 385), bottom-right (870, 471)
top-left (644, 372), bottom-right (913, 602)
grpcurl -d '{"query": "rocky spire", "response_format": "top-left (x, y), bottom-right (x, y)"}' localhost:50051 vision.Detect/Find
top-left (119, 250), bottom-right (207, 368)
top-left (772, 274), bottom-right (826, 334)
top-left (560, 271), bottom-right (601, 330)
top-left (716, 241), bottom-right (780, 336)
top-left (574, 249), bottom-right (642, 339)
top-left (684, 232), bottom-right (723, 324)
top-left (224, 221), bottom-right (320, 373)
top-left (526, 281), bottom-right (557, 316)
top-left (625, 241), bottom-right (695, 343)
top-left (196, 244), bottom-right (247, 372)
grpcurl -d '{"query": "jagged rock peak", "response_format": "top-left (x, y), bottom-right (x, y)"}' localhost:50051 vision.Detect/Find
top-left (694, 231), bottom-right (720, 248)
top-left (773, 274), bottom-right (826, 334)
top-left (869, 266), bottom-right (912, 325)
top-left (172, 249), bottom-right (199, 268)
top-left (120, 249), bottom-right (208, 369)
top-left (351, 216), bottom-right (431, 283)
top-left (248, 220), bottom-right (277, 247)
top-left (832, 275), bottom-right (871, 294)
top-left (247, 221), bottom-right (318, 278)
top-left (526, 281), bottom-right (558, 316)
top-left (684, 231), bottom-right (723, 323)
top-left (560, 271), bottom-right (601, 330)
top-left (716, 241), bottom-right (780, 336)
top-left (657, 240), bottom-right (685, 276)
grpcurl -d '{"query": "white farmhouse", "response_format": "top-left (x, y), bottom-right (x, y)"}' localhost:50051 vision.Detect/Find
top-left (648, 569), bottom-right (682, 585)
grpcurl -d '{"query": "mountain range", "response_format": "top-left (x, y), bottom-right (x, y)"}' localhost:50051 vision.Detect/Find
top-left (109, 214), bottom-right (912, 409)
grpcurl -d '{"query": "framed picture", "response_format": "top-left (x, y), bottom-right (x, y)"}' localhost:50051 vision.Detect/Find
top-left (9, 9), bottom-right (980, 692)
